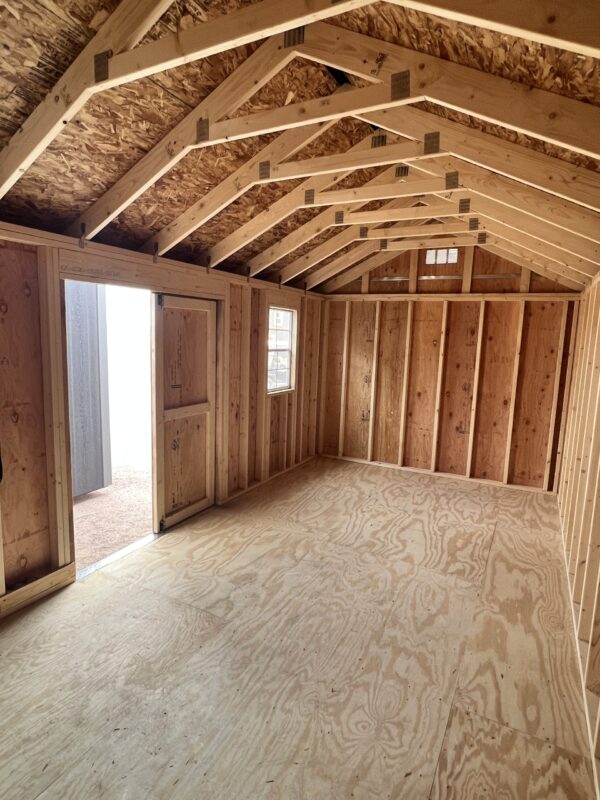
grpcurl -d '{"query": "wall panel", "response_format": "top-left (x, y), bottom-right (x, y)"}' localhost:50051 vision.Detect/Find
top-left (471, 301), bottom-right (520, 482)
top-left (0, 243), bottom-right (51, 587)
top-left (557, 280), bottom-right (600, 759)
top-left (321, 296), bottom-right (573, 493)
top-left (404, 301), bottom-right (443, 469)
top-left (373, 301), bottom-right (408, 464)
top-left (343, 302), bottom-right (376, 460)
top-left (322, 301), bottom-right (346, 455)
top-left (437, 302), bottom-right (480, 475)
top-left (509, 301), bottom-right (565, 487)
top-left (228, 284), bottom-right (243, 495)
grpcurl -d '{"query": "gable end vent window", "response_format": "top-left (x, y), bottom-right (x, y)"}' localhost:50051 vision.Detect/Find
top-left (425, 247), bottom-right (459, 265)
top-left (267, 306), bottom-right (296, 393)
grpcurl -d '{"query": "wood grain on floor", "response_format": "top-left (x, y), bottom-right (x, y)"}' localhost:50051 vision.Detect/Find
top-left (0, 457), bottom-right (593, 799)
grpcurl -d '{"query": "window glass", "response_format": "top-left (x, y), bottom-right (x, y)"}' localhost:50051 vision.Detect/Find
top-left (435, 248), bottom-right (448, 264)
top-left (267, 307), bottom-right (295, 393)
top-left (425, 249), bottom-right (436, 265)
top-left (448, 248), bottom-right (458, 264)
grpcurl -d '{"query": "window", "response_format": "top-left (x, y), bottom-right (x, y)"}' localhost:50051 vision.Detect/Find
top-left (267, 306), bottom-right (296, 393)
top-left (425, 247), bottom-right (459, 265)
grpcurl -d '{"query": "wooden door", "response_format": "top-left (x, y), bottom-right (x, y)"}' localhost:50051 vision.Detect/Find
top-left (152, 294), bottom-right (216, 532)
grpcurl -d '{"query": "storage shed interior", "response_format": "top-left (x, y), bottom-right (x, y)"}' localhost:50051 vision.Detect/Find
top-left (0, 1), bottom-right (599, 797)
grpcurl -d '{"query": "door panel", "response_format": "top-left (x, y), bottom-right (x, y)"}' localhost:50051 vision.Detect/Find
top-left (153, 294), bottom-right (216, 531)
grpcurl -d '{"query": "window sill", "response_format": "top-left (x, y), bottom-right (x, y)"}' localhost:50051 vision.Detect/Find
top-left (266, 388), bottom-right (295, 397)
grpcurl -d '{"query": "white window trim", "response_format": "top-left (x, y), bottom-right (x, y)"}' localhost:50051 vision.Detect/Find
top-left (425, 247), bottom-right (459, 265)
top-left (266, 305), bottom-right (297, 395)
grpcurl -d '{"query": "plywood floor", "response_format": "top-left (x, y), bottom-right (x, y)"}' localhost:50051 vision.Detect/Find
top-left (0, 458), bottom-right (594, 799)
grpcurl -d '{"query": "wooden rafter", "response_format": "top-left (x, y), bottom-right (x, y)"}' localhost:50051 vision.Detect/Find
top-left (147, 130), bottom-right (440, 256)
top-left (142, 120), bottom-right (332, 255)
top-left (247, 166), bottom-right (435, 276)
top-left (360, 106), bottom-right (600, 213)
top-left (0, 0), bottom-right (173, 199)
top-left (97, 0), bottom-right (374, 87)
top-left (344, 149), bottom-right (600, 270)
top-left (385, 1), bottom-right (600, 59)
top-left (70, 36), bottom-right (296, 240)
top-left (0, 0), bottom-right (376, 198)
top-left (278, 221), bottom-right (479, 284)
top-left (208, 134), bottom-right (382, 268)
top-left (297, 23), bottom-right (600, 158)
top-left (372, 140), bottom-right (600, 247)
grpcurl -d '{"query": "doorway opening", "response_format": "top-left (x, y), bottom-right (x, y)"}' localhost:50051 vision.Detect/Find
top-left (64, 281), bottom-right (154, 574)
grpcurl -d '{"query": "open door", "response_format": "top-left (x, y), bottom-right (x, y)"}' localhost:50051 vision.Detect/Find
top-left (152, 294), bottom-right (216, 532)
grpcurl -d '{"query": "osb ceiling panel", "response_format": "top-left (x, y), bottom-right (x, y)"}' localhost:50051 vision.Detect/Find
top-left (0, 0), bottom-right (598, 273)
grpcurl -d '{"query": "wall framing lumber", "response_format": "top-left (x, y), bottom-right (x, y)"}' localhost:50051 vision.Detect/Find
top-left (338, 301), bottom-right (351, 457)
top-left (367, 301), bottom-right (382, 461)
top-left (398, 300), bottom-right (414, 466)
top-left (37, 248), bottom-right (73, 569)
top-left (502, 299), bottom-right (525, 483)
top-left (0, 563), bottom-right (75, 619)
top-left (553, 302), bottom-right (580, 492)
top-left (431, 300), bottom-right (448, 471)
top-left (466, 300), bottom-right (485, 477)
top-left (461, 246), bottom-right (474, 293)
top-left (543, 302), bottom-right (569, 490)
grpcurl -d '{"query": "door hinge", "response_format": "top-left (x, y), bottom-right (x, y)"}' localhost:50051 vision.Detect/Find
top-left (157, 293), bottom-right (164, 308)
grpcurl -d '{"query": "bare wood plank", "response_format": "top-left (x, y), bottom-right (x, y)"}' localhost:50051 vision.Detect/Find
top-left (239, 285), bottom-right (252, 490)
top-left (163, 402), bottom-right (211, 422)
top-left (338, 301), bottom-right (351, 457)
top-left (559, 295), bottom-right (592, 534)
top-left (466, 300), bottom-right (485, 477)
top-left (409, 250), bottom-right (418, 294)
top-left (37, 247), bottom-right (72, 569)
top-left (398, 300), bottom-right (414, 466)
top-left (503, 300), bottom-right (526, 484)
top-left (255, 291), bottom-right (269, 482)
top-left (308, 299), bottom-right (323, 456)
top-left (520, 267), bottom-right (532, 293)
top-left (543, 302), bottom-right (569, 490)
top-left (462, 246), bottom-right (474, 293)
top-left (151, 293), bottom-right (165, 532)
top-left (367, 301), bottom-right (382, 461)
top-left (566, 292), bottom-right (600, 559)
top-left (553, 302), bottom-right (580, 492)
top-left (0, 563), bottom-right (75, 619)
top-left (431, 300), bottom-right (449, 471)
top-left (317, 301), bottom-right (330, 454)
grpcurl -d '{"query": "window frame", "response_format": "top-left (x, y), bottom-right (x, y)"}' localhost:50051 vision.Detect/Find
top-left (425, 247), bottom-right (459, 265)
top-left (266, 305), bottom-right (297, 395)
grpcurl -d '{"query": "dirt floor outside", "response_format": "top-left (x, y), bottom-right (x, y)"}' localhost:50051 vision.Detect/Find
top-left (73, 465), bottom-right (153, 571)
